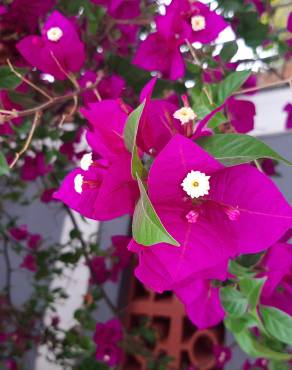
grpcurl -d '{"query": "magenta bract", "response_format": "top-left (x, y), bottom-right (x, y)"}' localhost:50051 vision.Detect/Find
top-left (129, 134), bottom-right (292, 326)
top-left (93, 318), bottom-right (123, 366)
top-left (91, 0), bottom-right (141, 20)
top-left (17, 11), bottom-right (85, 80)
top-left (227, 97), bottom-right (256, 133)
top-left (81, 99), bottom-right (130, 160)
top-left (260, 242), bottom-right (292, 316)
top-left (54, 155), bottom-right (139, 221)
top-left (133, 1), bottom-right (227, 79)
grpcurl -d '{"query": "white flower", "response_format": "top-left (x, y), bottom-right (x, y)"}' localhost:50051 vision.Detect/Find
top-left (173, 107), bottom-right (196, 125)
top-left (74, 174), bottom-right (84, 194)
top-left (191, 15), bottom-right (206, 32)
top-left (47, 27), bottom-right (63, 42)
top-left (181, 170), bottom-right (210, 199)
top-left (103, 354), bottom-right (111, 363)
top-left (80, 152), bottom-right (93, 171)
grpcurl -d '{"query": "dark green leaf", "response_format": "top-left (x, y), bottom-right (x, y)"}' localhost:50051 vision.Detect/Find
top-left (140, 327), bottom-right (156, 345)
top-left (0, 66), bottom-right (25, 89)
top-left (217, 70), bottom-right (251, 103)
top-left (220, 41), bottom-right (239, 62)
top-left (229, 260), bottom-right (255, 278)
top-left (132, 176), bottom-right (179, 247)
top-left (260, 306), bottom-right (292, 345)
top-left (196, 134), bottom-right (292, 166)
top-left (237, 12), bottom-right (269, 48)
top-left (0, 152), bottom-right (9, 176)
top-left (207, 111), bottom-right (227, 129)
top-left (220, 286), bottom-right (248, 317)
top-left (59, 252), bottom-right (81, 264)
top-left (236, 252), bottom-right (263, 268)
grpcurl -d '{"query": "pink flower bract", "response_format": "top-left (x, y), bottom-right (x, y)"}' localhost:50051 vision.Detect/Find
top-left (91, 0), bottom-right (141, 20)
top-left (17, 11), bottom-right (85, 80)
top-left (20, 254), bottom-right (37, 272)
top-left (93, 319), bottom-right (123, 366)
top-left (260, 242), bottom-right (292, 316)
top-left (129, 134), bottom-right (292, 325)
top-left (227, 97), bottom-right (256, 133)
top-left (54, 156), bottom-right (139, 221)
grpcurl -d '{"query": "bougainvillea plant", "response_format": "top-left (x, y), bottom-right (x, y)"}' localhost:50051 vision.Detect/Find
top-left (0, 0), bottom-right (292, 369)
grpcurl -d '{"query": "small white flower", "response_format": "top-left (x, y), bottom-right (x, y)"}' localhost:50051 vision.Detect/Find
top-left (191, 15), bottom-right (206, 32)
top-left (173, 107), bottom-right (196, 125)
top-left (74, 174), bottom-right (84, 194)
top-left (181, 170), bottom-right (210, 199)
top-left (80, 152), bottom-right (93, 171)
top-left (47, 27), bottom-right (63, 42)
top-left (103, 354), bottom-right (111, 362)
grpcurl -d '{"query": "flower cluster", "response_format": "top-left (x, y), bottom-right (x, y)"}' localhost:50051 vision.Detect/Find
top-left (0, 0), bottom-right (292, 369)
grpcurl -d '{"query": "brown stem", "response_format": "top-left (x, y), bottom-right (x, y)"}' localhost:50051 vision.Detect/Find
top-left (58, 95), bottom-right (79, 127)
top-left (49, 52), bottom-right (80, 91)
top-left (1, 72), bottom-right (103, 121)
top-left (9, 111), bottom-right (42, 169)
top-left (186, 39), bottom-right (213, 105)
top-left (7, 59), bottom-right (53, 100)
top-left (2, 235), bottom-right (13, 305)
top-left (63, 206), bottom-right (119, 316)
top-left (233, 77), bottom-right (292, 95)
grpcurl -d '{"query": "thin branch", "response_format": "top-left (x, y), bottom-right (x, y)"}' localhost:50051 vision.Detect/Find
top-left (186, 39), bottom-right (213, 105)
top-left (58, 95), bottom-right (79, 127)
top-left (7, 59), bottom-right (53, 101)
top-left (9, 111), bottom-right (42, 169)
top-left (49, 52), bottom-right (80, 91)
top-left (234, 76), bottom-right (292, 95)
top-left (63, 206), bottom-right (119, 316)
top-left (2, 235), bottom-right (13, 305)
top-left (1, 73), bottom-right (103, 121)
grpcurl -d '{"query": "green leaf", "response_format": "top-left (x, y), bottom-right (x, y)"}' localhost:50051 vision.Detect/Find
top-left (189, 88), bottom-right (213, 119)
top-left (220, 41), bottom-right (239, 62)
top-left (132, 176), bottom-right (179, 247)
top-left (220, 286), bottom-right (249, 317)
top-left (269, 361), bottom-right (289, 370)
top-left (229, 260), bottom-right (255, 278)
top-left (239, 277), bottom-right (266, 310)
top-left (0, 152), bottom-right (9, 176)
top-left (217, 70), bottom-right (251, 103)
top-left (140, 327), bottom-right (156, 345)
top-left (260, 306), bottom-right (292, 345)
top-left (196, 134), bottom-right (292, 166)
top-left (0, 66), bottom-right (25, 89)
top-left (234, 330), bottom-right (292, 361)
top-left (207, 111), bottom-right (227, 129)
top-left (123, 101), bottom-right (146, 179)
top-left (225, 314), bottom-right (258, 333)
top-left (236, 252), bottom-right (263, 268)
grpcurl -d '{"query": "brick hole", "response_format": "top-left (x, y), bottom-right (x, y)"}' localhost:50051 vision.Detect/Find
top-left (154, 290), bottom-right (173, 301)
top-left (212, 323), bottom-right (225, 343)
top-left (182, 316), bottom-right (197, 342)
top-left (180, 350), bottom-right (191, 369)
top-left (124, 354), bottom-right (143, 370)
top-left (192, 333), bottom-right (215, 369)
top-left (152, 316), bottom-right (170, 341)
top-left (130, 314), bottom-right (148, 328)
top-left (132, 280), bottom-right (150, 300)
